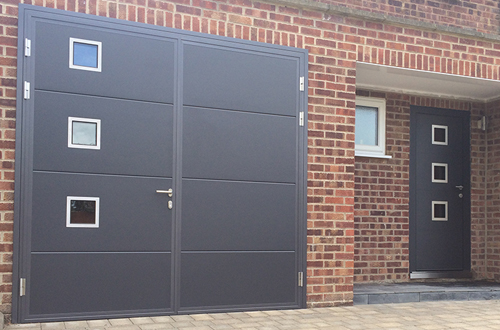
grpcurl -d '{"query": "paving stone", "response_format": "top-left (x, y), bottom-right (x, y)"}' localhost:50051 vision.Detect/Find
top-left (150, 317), bottom-right (174, 324)
top-left (138, 323), bottom-right (174, 330)
top-left (63, 321), bottom-right (88, 329)
top-left (40, 323), bottom-right (65, 330)
top-left (105, 326), bottom-right (141, 330)
top-left (169, 315), bottom-right (194, 322)
top-left (87, 320), bottom-right (111, 327)
top-left (108, 319), bottom-right (134, 326)
top-left (7, 325), bottom-right (41, 330)
top-left (129, 318), bottom-right (154, 325)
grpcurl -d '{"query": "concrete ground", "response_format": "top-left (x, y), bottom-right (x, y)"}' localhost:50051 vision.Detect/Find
top-left (6, 300), bottom-right (500, 330)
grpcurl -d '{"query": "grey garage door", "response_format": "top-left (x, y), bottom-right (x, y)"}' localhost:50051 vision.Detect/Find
top-left (13, 5), bottom-right (307, 322)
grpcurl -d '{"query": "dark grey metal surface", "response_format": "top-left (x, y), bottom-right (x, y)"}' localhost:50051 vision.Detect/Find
top-left (31, 172), bottom-right (172, 252)
top-left (409, 106), bottom-right (471, 273)
top-left (181, 179), bottom-right (295, 251)
top-left (35, 21), bottom-right (175, 103)
top-left (180, 252), bottom-right (296, 309)
top-left (182, 107), bottom-right (296, 183)
top-left (33, 91), bottom-right (173, 177)
top-left (180, 40), bottom-right (302, 313)
top-left (30, 253), bottom-right (171, 315)
top-left (15, 4), bottom-right (308, 322)
top-left (183, 43), bottom-right (298, 116)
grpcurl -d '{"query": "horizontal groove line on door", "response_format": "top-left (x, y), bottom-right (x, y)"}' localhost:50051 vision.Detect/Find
top-left (183, 104), bottom-right (297, 118)
top-left (36, 89), bottom-right (174, 106)
top-left (33, 170), bottom-right (172, 180)
top-left (180, 251), bottom-right (295, 254)
top-left (182, 177), bottom-right (296, 185)
top-left (31, 251), bottom-right (172, 254)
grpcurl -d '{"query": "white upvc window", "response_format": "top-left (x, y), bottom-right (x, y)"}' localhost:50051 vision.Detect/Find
top-left (355, 96), bottom-right (390, 158)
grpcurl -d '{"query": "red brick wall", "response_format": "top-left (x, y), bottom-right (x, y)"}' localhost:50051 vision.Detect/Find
top-left (0, 0), bottom-right (499, 319)
top-left (353, 90), bottom-right (411, 282)
top-left (323, 0), bottom-right (500, 35)
top-left (353, 91), bottom-right (487, 282)
top-left (486, 99), bottom-right (500, 281)
top-left (471, 101), bottom-right (487, 279)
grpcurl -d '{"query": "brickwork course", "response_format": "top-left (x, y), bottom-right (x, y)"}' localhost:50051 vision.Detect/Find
top-left (0, 0), bottom-right (500, 323)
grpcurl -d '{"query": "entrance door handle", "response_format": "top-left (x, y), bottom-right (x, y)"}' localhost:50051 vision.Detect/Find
top-left (156, 189), bottom-right (173, 197)
top-left (455, 185), bottom-right (464, 190)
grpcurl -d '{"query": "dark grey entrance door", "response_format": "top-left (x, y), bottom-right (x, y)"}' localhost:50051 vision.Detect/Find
top-left (14, 5), bottom-right (307, 322)
top-left (410, 106), bottom-right (471, 277)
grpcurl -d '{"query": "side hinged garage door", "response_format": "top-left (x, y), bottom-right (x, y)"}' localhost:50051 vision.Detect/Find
top-left (13, 5), bottom-right (308, 323)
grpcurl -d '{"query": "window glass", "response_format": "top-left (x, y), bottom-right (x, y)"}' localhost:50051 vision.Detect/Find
top-left (69, 38), bottom-right (102, 72)
top-left (432, 125), bottom-right (448, 145)
top-left (354, 97), bottom-right (387, 158)
top-left (72, 121), bottom-right (97, 146)
top-left (432, 201), bottom-right (448, 221)
top-left (68, 117), bottom-right (101, 150)
top-left (70, 200), bottom-right (96, 224)
top-left (432, 163), bottom-right (448, 183)
top-left (66, 196), bottom-right (100, 228)
top-left (73, 42), bottom-right (98, 68)
top-left (355, 106), bottom-right (378, 146)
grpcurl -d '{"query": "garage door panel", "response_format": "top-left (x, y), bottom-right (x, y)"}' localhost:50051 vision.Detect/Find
top-left (180, 252), bottom-right (296, 309)
top-left (34, 21), bottom-right (175, 103)
top-left (17, 6), bottom-right (306, 321)
top-left (182, 107), bottom-right (296, 183)
top-left (31, 172), bottom-right (172, 252)
top-left (181, 179), bottom-right (296, 251)
top-left (33, 91), bottom-right (173, 177)
top-left (29, 253), bottom-right (171, 316)
top-left (183, 43), bottom-right (297, 116)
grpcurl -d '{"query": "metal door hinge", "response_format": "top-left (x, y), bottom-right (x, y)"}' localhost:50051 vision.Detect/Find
top-left (298, 272), bottom-right (304, 287)
top-left (25, 38), bottom-right (31, 57)
top-left (24, 81), bottom-right (30, 100)
top-left (19, 278), bottom-right (26, 296)
top-left (299, 76), bottom-right (305, 92)
top-left (299, 112), bottom-right (304, 127)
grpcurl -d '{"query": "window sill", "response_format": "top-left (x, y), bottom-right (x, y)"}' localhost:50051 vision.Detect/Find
top-left (355, 151), bottom-right (392, 159)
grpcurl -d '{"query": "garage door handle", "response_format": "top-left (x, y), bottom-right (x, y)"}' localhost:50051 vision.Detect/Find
top-left (156, 189), bottom-right (173, 197)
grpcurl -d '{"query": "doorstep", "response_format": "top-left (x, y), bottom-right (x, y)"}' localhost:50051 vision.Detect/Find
top-left (354, 281), bottom-right (500, 305)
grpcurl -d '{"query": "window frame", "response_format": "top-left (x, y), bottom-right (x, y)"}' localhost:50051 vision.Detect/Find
top-left (68, 116), bottom-right (101, 150)
top-left (69, 37), bottom-right (102, 72)
top-left (355, 96), bottom-right (389, 158)
top-left (66, 196), bottom-right (100, 228)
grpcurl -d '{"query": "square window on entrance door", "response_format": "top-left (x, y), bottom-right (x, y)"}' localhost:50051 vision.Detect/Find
top-left (432, 201), bottom-right (448, 221)
top-left (69, 38), bottom-right (102, 72)
top-left (432, 163), bottom-right (448, 183)
top-left (66, 196), bottom-right (100, 228)
top-left (68, 117), bottom-right (101, 150)
top-left (432, 125), bottom-right (448, 145)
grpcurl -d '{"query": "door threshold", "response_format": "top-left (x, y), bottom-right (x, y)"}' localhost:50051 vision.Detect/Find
top-left (410, 271), bottom-right (472, 279)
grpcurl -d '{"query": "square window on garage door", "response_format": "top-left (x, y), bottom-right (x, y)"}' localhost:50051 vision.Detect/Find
top-left (68, 117), bottom-right (101, 150)
top-left (66, 196), bottom-right (100, 228)
top-left (69, 37), bottom-right (102, 72)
